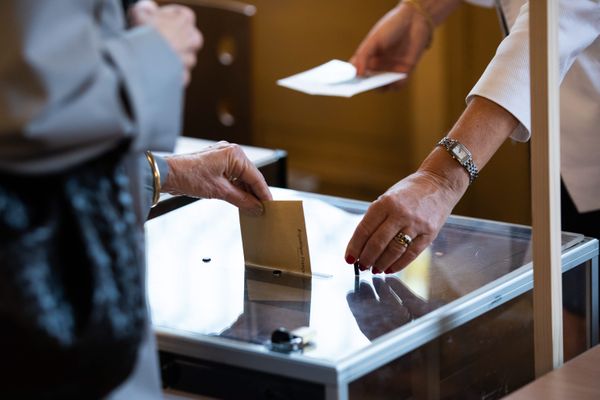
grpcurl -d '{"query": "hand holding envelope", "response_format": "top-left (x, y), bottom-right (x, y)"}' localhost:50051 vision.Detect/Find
top-left (277, 59), bottom-right (406, 97)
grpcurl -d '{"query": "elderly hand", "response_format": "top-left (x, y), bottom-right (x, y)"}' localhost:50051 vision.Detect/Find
top-left (350, 2), bottom-right (432, 89)
top-left (129, 0), bottom-right (203, 85)
top-left (345, 170), bottom-right (462, 274)
top-left (162, 142), bottom-right (272, 216)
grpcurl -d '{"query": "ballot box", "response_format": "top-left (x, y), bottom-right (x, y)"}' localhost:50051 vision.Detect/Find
top-left (146, 188), bottom-right (599, 400)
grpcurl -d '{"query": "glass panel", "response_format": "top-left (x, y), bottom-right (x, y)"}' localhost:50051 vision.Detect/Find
top-left (349, 293), bottom-right (535, 399)
top-left (563, 263), bottom-right (588, 361)
top-left (348, 260), bottom-right (594, 399)
top-left (147, 188), bottom-right (584, 364)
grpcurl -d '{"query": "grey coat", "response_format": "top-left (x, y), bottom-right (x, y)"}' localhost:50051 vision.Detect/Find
top-left (0, 1), bottom-right (183, 397)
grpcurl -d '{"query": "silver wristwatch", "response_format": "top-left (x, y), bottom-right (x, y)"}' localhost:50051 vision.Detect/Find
top-left (437, 137), bottom-right (479, 184)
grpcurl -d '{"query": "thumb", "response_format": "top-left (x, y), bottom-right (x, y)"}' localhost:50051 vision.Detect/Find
top-left (351, 50), bottom-right (368, 76)
top-left (352, 37), bottom-right (377, 76)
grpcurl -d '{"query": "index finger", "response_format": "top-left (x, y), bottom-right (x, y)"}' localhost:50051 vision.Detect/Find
top-left (345, 203), bottom-right (386, 266)
top-left (237, 158), bottom-right (272, 201)
top-left (351, 48), bottom-right (370, 76)
top-left (351, 34), bottom-right (378, 77)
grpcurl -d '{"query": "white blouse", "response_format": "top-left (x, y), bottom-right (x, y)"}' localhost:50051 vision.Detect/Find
top-left (466, 0), bottom-right (600, 213)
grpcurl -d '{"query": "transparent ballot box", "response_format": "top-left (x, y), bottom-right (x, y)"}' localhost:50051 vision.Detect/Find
top-left (146, 188), bottom-right (599, 400)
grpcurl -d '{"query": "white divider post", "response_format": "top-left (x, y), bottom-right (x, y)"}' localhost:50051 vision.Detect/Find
top-left (529, 0), bottom-right (563, 376)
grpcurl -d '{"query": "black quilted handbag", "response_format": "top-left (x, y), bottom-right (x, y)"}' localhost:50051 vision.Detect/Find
top-left (0, 144), bottom-right (146, 399)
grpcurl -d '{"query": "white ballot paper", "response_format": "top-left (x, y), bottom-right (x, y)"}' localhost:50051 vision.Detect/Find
top-left (277, 59), bottom-right (406, 97)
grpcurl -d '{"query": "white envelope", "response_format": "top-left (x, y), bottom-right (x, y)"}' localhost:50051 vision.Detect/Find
top-left (277, 59), bottom-right (406, 98)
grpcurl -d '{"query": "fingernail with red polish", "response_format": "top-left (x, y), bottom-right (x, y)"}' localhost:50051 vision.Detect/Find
top-left (345, 255), bottom-right (356, 264)
top-left (384, 268), bottom-right (393, 274)
top-left (359, 263), bottom-right (367, 271)
top-left (372, 268), bottom-right (381, 274)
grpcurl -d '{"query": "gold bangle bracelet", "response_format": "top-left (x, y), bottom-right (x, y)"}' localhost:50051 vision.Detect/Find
top-left (402, 0), bottom-right (435, 48)
top-left (145, 150), bottom-right (161, 207)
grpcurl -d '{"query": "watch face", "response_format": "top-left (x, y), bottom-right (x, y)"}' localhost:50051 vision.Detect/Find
top-left (451, 143), bottom-right (470, 163)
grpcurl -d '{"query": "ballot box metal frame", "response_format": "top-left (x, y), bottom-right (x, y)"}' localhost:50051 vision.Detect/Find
top-left (149, 190), bottom-right (599, 400)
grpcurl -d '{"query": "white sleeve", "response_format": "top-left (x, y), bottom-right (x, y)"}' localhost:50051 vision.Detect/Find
top-left (467, 0), bottom-right (600, 142)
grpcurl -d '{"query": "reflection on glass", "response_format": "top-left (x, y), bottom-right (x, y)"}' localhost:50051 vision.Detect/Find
top-left (220, 267), bottom-right (311, 344)
top-left (346, 275), bottom-right (441, 342)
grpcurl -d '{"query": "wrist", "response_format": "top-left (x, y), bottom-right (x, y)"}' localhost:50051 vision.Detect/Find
top-left (399, 0), bottom-right (435, 47)
top-left (437, 137), bottom-right (479, 184)
top-left (418, 147), bottom-right (471, 202)
top-left (161, 156), bottom-right (181, 195)
top-left (399, 0), bottom-right (461, 25)
top-left (401, 0), bottom-right (434, 25)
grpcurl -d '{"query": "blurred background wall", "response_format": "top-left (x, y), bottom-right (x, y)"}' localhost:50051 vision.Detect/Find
top-left (193, 0), bottom-right (532, 225)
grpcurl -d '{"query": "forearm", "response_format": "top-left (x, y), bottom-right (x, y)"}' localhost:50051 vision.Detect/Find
top-left (419, 96), bottom-right (519, 200)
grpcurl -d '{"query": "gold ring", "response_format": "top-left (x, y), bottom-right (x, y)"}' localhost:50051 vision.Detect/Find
top-left (393, 232), bottom-right (412, 248)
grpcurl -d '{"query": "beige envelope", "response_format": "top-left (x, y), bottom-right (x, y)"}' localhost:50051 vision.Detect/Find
top-left (239, 200), bottom-right (311, 276)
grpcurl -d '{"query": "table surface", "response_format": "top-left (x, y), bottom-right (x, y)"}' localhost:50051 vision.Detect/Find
top-left (505, 345), bottom-right (600, 399)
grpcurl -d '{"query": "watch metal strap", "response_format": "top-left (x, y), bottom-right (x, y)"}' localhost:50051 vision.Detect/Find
top-left (437, 137), bottom-right (479, 184)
